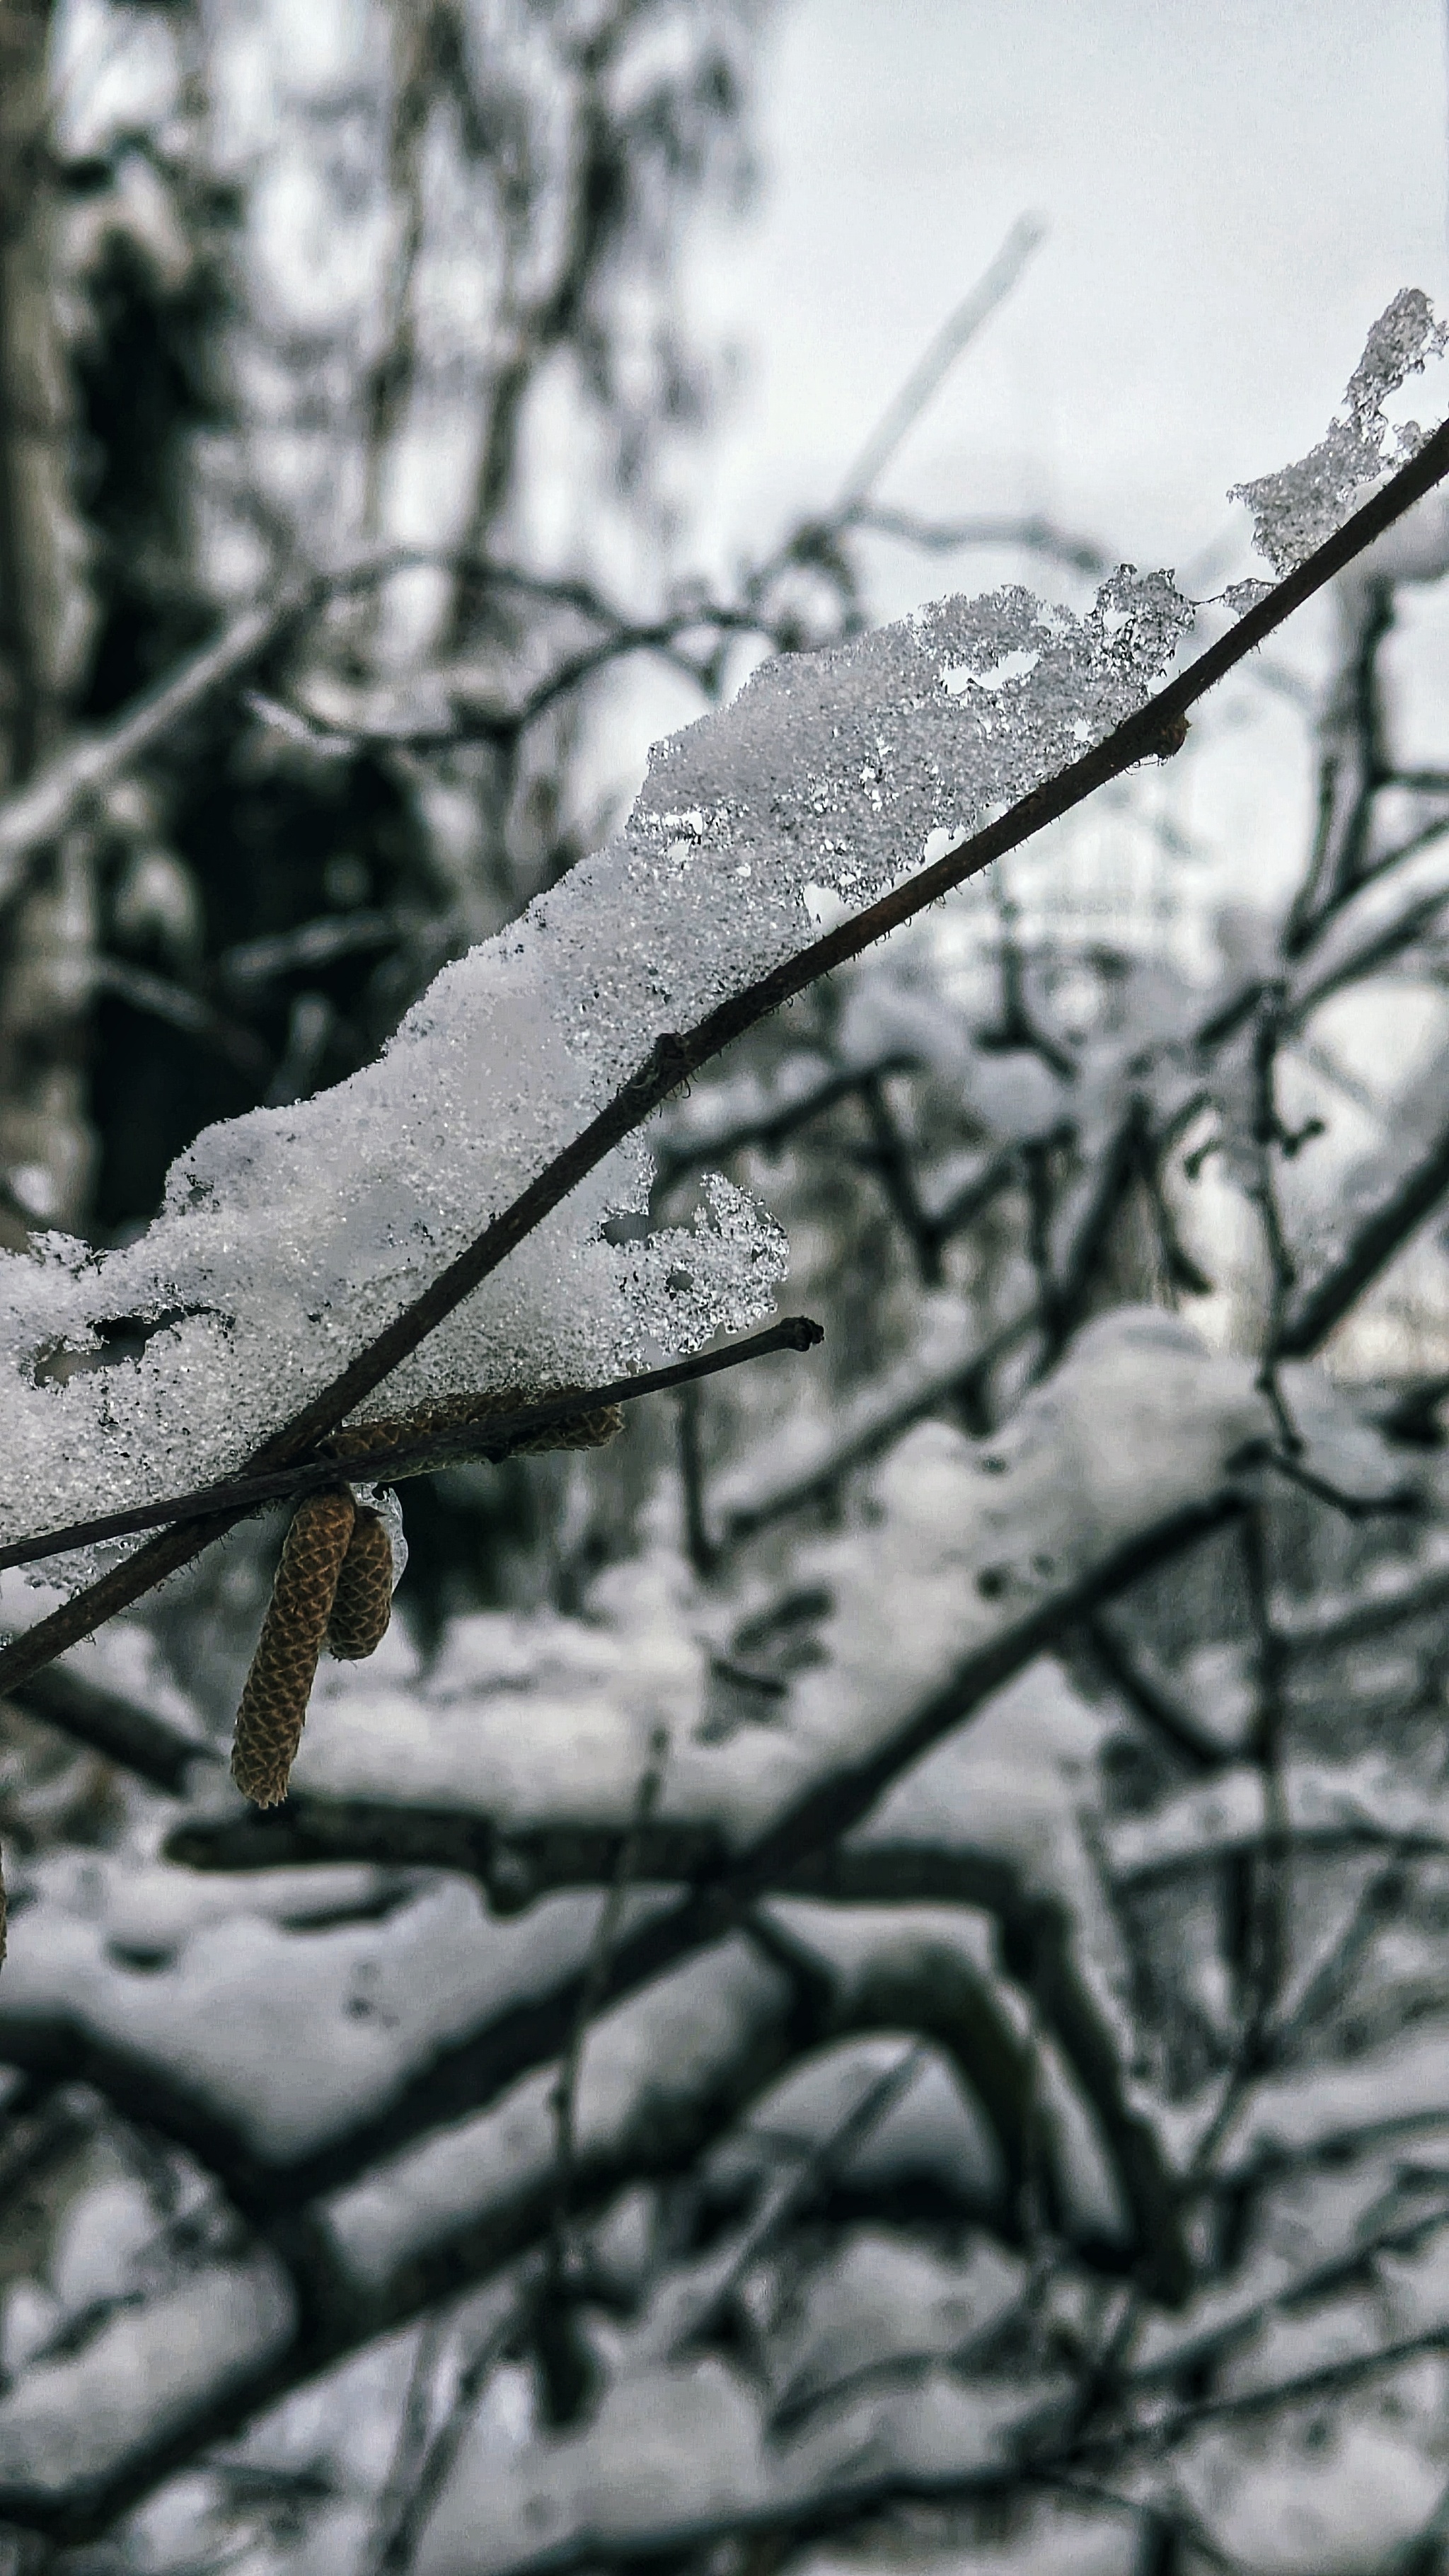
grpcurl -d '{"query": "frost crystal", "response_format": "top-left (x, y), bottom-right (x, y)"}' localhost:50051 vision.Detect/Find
top-left (1230, 289), bottom-right (1449, 578)
top-left (0, 294), bottom-right (1435, 1576)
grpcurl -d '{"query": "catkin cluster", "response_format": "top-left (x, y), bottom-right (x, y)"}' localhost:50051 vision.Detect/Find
top-left (231, 1490), bottom-right (364, 1806)
top-left (231, 1388), bottom-right (622, 1807)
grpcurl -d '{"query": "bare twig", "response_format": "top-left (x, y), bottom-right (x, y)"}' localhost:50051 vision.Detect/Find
top-left (1276, 1108), bottom-right (1449, 1357)
top-left (1261, 1851), bottom-right (1412, 2053)
top-left (978, 874), bottom-right (1078, 1081)
top-left (1090, 2324), bottom-right (1449, 2459)
top-left (0, 577), bottom-right (318, 905)
top-left (855, 1068), bottom-right (944, 1284)
top-left (851, 501), bottom-right (1109, 575)
top-left (1238, 1503), bottom-right (1293, 2064)
top-left (1032, 2473), bottom-right (1246, 2576)
top-left (548, 1728), bottom-right (670, 2279)
top-left (1082, 1609), bottom-right (1228, 1771)
top-left (1285, 579), bottom-right (1394, 953)
top-left (925, 1138), bottom-right (1029, 1252)
top-left (652, 1054), bottom-right (917, 1188)
top-left (1251, 1438), bottom-right (1416, 1520)
top-left (664, 2041), bottom-right (928, 2356)
top-left (1375, 1366), bottom-right (1449, 1443)
top-left (0, 1317), bottom-right (826, 1576)
top-left (362, 2309), bottom-right (451, 2576)
top-left (220, 906), bottom-right (421, 987)
top-left (716, 1306), bottom-right (1040, 1544)
top-left (0, 548), bottom-right (761, 900)
top-left (92, 959), bottom-right (271, 1082)
top-left (371, 2272), bottom-right (538, 2576)
top-left (830, 216), bottom-right (1046, 516)
top-left (1287, 875), bottom-right (1449, 1022)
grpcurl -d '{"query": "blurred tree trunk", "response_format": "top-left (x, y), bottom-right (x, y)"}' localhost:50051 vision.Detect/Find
top-left (0, 0), bottom-right (94, 1246)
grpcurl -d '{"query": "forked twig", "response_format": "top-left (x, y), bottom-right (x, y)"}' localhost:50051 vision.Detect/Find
top-left (3, 418), bottom-right (1448, 1696)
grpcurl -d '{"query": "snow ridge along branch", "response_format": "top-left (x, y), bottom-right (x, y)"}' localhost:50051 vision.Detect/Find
top-left (2, 353), bottom-right (1448, 1697)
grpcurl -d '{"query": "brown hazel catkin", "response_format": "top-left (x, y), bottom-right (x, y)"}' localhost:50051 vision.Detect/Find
top-left (230, 1387), bottom-right (623, 1806)
top-left (231, 1488), bottom-right (355, 1807)
top-left (327, 1506), bottom-right (393, 1660)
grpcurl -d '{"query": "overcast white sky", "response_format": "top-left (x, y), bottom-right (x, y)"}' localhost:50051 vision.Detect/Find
top-left (693, 0), bottom-right (1449, 587)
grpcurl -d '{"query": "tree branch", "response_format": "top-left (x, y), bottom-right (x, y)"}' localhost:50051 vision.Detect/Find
top-left (0, 577), bottom-right (319, 907)
top-left (0, 1317), bottom-right (826, 1577)
top-left (830, 215), bottom-right (1046, 516)
top-left (1276, 1114), bottom-right (1449, 1357)
top-left (4, 416), bottom-right (1448, 1692)
top-left (8, 1660), bottom-right (217, 1795)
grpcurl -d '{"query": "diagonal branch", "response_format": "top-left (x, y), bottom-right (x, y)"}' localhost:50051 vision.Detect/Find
top-left (4, 417), bottom-right (1448, 1696)
top-left (0, 543), bottom-right (683, 903)
top-left (1275, 1112), bottom-right (1449, 1357)
top-left (0, 575), bottom-right (321, 906)
top-left (829, 215), bottom-right (1046, 516)
top-left (9, 1660), bottom-right (217, 1795)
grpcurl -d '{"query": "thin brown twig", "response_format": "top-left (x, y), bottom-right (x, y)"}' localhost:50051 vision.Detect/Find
top-left (2, 418), bottom-right (1448, 1697)
top-left (0, 1317), bottom-right (825, 1577)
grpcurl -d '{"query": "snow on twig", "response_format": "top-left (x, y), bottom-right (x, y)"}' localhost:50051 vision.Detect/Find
top-left (0, 300), bottom-right (1445, 1712)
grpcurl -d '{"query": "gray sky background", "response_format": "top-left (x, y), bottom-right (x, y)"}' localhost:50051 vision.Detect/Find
top-left (691, 0), bottom-right (1448, 589)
